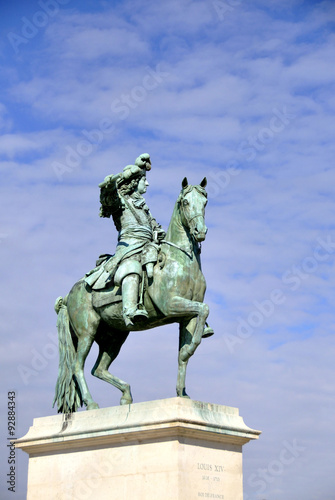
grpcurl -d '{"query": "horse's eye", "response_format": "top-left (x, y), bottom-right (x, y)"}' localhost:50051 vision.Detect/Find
top-left (183, 199), bottom-right (189, 206)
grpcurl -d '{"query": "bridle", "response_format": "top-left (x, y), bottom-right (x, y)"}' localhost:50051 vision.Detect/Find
top-left (186, 212), bottom-right (205, 225)
top-left (161, 185), bottom-right (207, 258)
top-left (179, 185), bottom-right (207, 232)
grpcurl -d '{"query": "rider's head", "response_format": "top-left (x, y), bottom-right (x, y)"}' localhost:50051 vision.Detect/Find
top-left (117, 164), bottom-right (148, 196)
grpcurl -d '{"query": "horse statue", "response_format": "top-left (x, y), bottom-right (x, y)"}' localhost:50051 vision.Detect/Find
top-left (53, 177), bottom-right (212, 413)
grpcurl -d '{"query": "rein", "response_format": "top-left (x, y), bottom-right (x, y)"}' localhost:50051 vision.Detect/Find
top-left (186, 212), bottom-right (204, 225)
top-left (160, 239), bottom-right (194, 259)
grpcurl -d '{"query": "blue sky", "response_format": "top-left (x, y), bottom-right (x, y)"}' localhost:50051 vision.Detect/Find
top-left (0, 0), bottom-right (335, 498)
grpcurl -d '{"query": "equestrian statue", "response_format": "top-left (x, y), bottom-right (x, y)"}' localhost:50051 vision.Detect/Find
top-left (53, 153), bottom-right (213, 413)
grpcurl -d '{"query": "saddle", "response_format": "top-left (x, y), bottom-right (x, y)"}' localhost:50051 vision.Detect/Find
top-left (85, 243), bottom-right (160, 308)
top-left (92, 284), bottom-right (122, 309)
top-left (83, 254), bottom-right (120, 308)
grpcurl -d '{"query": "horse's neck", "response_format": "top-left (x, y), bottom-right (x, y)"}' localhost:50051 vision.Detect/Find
top-left (165, 202), bottom-right (197, 258)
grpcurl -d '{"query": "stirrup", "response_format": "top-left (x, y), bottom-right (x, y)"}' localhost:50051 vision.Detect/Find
top-left (202, 323), bottom-right (214, 338)
top-left (123, 308), bottom-right (149, 327)
top-left (132, 309), bottom-right (149, 322)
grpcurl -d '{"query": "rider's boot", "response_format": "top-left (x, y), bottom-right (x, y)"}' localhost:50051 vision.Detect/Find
top-left (122, 274), bottom-right (149, 327)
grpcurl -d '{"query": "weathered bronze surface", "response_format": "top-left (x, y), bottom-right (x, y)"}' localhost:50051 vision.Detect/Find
top-left (53, 154), bottom-right (213, 413)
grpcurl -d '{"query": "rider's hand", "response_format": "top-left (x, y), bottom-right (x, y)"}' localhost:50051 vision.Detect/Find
top-left (146, 263), bottom-right (154, 279)
top-left (99, 174), bottom-right (114, 188)
top-left (157, 230), bottom-right (166, 241)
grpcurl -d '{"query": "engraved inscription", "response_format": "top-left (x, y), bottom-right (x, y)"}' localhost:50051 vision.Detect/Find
top-left (197, 463), bottom-right (224, 472)
top-left (202, 475), bottom-right (220, 482)
top-left (197, 462), bottom-right (224, 498)
top-left (197, 493), bottom-right (224, 498)
top-left (198, 463), bottom-right (213, 471)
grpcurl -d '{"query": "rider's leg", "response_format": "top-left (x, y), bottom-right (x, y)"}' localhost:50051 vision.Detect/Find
top-left (114, 258), bottom-right (149, 327)
top-left (121, 274), bottom-right (148, 327)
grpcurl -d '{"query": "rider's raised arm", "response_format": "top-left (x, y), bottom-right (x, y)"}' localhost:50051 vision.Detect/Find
top-left (99, 174), bottom-right (123, 229)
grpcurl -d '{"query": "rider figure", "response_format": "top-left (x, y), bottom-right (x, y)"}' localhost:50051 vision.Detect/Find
top-left (98, 153), bottom-right (166, 327)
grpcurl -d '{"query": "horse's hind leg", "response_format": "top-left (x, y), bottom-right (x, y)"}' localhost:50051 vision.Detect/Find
top-left (74, 332), bottom-right (100, 410)
top-left (91, 330), bottom-right (133, 405)
top-left (66, 280), bottom-right (101, 410)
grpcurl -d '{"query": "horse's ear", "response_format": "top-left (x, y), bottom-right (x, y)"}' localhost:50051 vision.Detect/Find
top-left (182, 177), bottom-right (188, 189)
top-left (200, 177), bottom-right (207, 188)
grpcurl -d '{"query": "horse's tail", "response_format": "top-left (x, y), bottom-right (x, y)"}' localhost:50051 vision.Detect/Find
top-left (53, 296), bottom-right (82, 413)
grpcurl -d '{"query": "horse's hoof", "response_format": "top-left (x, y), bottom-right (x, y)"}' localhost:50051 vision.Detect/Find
top-left (120, 397), bottom-right (133, 405)
top-left (86, 402), bottom-right (99, 410)
top-left (177, 389), bottom-right (190, 399)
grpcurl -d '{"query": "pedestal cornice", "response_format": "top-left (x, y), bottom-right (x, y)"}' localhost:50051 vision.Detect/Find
top-left (16, 397), bottom-right (261, 455)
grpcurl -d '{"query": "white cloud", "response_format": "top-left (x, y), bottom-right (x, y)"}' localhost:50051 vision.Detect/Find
top-left (1, 1), bottom-right (335, 499)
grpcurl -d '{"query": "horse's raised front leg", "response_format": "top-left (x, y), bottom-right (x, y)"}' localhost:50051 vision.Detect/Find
top-left (164, 295), bottom-right (209, 398)
top-left (177, 317), bottom-right (198, 398)
top-left (167, 296), bottom-right (209, 362)
top-left (91, 330), bottom-right (133, 405)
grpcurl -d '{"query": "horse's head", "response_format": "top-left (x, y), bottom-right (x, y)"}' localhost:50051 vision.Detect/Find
top-left (179, 177), bottom-right (208, 242)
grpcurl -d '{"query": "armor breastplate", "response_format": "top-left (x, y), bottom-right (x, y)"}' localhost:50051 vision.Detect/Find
top-left (119, 196), bottom-right (153, 232)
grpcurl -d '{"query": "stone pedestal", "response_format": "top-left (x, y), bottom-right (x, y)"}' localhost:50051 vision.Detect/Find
top-left (16, 398), bottom-right (260, 500)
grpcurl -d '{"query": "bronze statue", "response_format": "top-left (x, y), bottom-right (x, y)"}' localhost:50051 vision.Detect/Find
top-left (86, 153), bottom-right (166, 327)
top-left (53, 154), bottom-right (213, 413)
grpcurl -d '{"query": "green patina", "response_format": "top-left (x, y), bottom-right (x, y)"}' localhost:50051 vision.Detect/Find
top-left (53, 154), bottom-right (213, 413)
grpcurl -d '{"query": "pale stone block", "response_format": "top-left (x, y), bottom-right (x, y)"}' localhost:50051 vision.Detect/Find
top-left (16, 398), bottom-right (261, 500)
